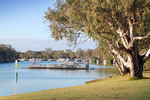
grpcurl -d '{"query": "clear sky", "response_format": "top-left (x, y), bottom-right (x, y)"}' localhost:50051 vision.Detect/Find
top-left (0, 0), bottom-right (97, 52)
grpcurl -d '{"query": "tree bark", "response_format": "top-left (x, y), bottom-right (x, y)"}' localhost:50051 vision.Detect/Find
top-left (109, 43), bottom-right (143, 78)
top-left (114, 53), bottom-right (143, 78)
top-left (129, 57), bottom-right (143, 78)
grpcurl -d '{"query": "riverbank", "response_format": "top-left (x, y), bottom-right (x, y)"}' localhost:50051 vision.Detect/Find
top-left (1, 71), bottom-right (150, 100)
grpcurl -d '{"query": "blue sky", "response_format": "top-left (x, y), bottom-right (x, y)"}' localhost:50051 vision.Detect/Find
top-left (0, 0), bottom-right (97, 52)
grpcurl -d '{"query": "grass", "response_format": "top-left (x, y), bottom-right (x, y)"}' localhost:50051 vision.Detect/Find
top-left (1, 71), bottom-right (150, 100)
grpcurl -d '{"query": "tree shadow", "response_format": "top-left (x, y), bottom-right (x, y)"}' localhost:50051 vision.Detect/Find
top-left (143, 77), bottom-right (150, 79)
top-left (143, 71), bottom-right (150, 73)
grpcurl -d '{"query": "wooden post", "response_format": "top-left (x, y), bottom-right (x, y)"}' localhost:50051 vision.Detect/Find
top-left (15, 60), bottom-right (18, 82)
top-left (15, 60), bottom-right (18, 68)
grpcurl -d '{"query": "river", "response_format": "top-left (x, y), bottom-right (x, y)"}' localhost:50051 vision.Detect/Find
top-left (0, 61), bottom-right (115, 97)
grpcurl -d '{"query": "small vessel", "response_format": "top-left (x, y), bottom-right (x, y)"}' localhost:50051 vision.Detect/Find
top-left (18, 58), bottom-right (27, 62)
top-left (28, 59), bottom-right (90, 70)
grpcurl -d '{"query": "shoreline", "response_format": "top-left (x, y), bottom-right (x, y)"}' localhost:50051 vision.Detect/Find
top-left (0, 76), bottom-right (111, 98)
top-left (0, 61), bottom-right (116, 98)
top-left (0, 76), bottom-right (112, 98)
top-left (1, 71), bottom-right (150, 100)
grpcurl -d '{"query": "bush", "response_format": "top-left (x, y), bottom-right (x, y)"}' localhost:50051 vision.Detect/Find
top-left (144, 59), bottom-right (150, 71)
top-left (106, 59), bottom-right (113, 66)
top-left (129, 77), bottom-right (139, 80)
top-left (92, 57), bottom-right (98, 64)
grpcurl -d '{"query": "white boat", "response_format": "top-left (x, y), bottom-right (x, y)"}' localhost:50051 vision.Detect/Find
top-left (28, 60), bottom-right (90, 70)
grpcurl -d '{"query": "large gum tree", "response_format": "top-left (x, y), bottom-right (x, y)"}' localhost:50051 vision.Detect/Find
top-left (45, 0), bottom-right (150, 78)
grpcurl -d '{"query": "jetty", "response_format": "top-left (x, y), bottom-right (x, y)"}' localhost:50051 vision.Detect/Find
top-left (28, 59), bottom-right (91, 70)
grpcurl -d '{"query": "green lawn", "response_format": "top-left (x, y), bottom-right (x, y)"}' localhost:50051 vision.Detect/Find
top-left (1, 71), bottom-right (150, 100)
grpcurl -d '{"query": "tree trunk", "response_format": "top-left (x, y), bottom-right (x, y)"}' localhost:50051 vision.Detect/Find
top-left (109, 43), bottom-right (144, 78)
top-left (115, 54), bottom-right (143, 78)
top-left (129, 58), bottom-right (143, 78)
top-left (111, 49), bottom-right (143, 78)
top-left (129, 39), bottom-right (143, 78)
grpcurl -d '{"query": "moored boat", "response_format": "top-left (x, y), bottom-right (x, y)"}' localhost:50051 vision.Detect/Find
top-left (28, 60), bottom-right (90, 70)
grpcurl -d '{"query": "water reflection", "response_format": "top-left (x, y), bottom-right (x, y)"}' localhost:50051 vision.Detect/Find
top-left (16, 72), bottom-right (18, 83)
top-left (15, 72), bottom-right (18, 95)
top-left (0, 61), bottom-right (116, 97)
top-left (15, 83), bottom-right (17, 95)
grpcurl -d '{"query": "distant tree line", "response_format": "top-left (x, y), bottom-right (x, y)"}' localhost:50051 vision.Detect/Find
top-left (0, 44), bottom-right (114, 64)
top-left (0, 44), bottom-right (149, 70)
top-left (0, 44), bottom-right (20, 63)
top-left (18, 47), bottom-right (150, 68)
top-left (19, 47), bottom-right (109, 61)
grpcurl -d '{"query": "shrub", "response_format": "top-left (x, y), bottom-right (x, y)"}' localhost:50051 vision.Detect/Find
top-left (129, 77), bottom-right (139, 80)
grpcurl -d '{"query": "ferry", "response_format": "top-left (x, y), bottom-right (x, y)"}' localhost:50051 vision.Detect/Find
top-left (28, 59), bottom-right (90, 70)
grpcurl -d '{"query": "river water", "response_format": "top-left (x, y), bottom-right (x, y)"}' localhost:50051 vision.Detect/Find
top-left (0, 61), bottom-right (115, 97)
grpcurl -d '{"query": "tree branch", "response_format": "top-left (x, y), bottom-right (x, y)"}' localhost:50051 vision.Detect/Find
top-left (143, 48), bottom-right (150, 63)
top-left (109, 44), bottom-right (130, 67)
top-left (99, 34), bottom-right (111, 42)
top-left (98, 31), bottom-right (112, 35)
top-left (126, 32), bottom-right (150, 49)
top-left (134, 32), bottom-right (150, 40)
top-left (145, 0), bottom-right (150, 6)
top-left (108, 48), bottom-right (123, 74)
top-left (117, 28), bottom-right (131, 50)
top-left (116, 32), bottom-right (128, 48)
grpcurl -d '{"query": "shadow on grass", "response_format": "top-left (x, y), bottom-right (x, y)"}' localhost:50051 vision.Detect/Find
top-left (85, 79), bottom-right (104, 84)
top-left (143, 77), bottom-right (150, 79)
top-left (143, 71), bottom-right (150, 73)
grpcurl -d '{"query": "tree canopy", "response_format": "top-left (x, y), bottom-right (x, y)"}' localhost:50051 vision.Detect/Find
top-left (0, 44), bottom-right (19, 63)
top-left (45, 0), bottom-right (150, 78)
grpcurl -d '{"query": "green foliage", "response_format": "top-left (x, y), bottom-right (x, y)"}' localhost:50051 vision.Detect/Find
top-left (106, 59), bottom-right (113, 66)
top-left (92, 57), bottom-right (98, 64)
top-left (113, 67), bottom-right (120, 75)
top-left (19, 47), bottom-right (108, 62)
top-left (0, 44), bottom-right (19, 63)
top-left (45, 0), bottom-right (149, 44)
top-left (84, 49), bottom-right (92, 59)
top-left (129, 76), bottom-right (140, 80)
top-left (91, 47), bottom-right (102, 59)
top-left (53, 50), bottom-right (65, 59)
top-left (75, 48), bottom-right (84, 59)
top-left (69, 51), bottom-right (75, 59)
top-left (144, 58), bottom-right (150, 70)
top-left (45, 0), bottom-right (150, 77)
top-left (45, 0), bottom-right (150, 53)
